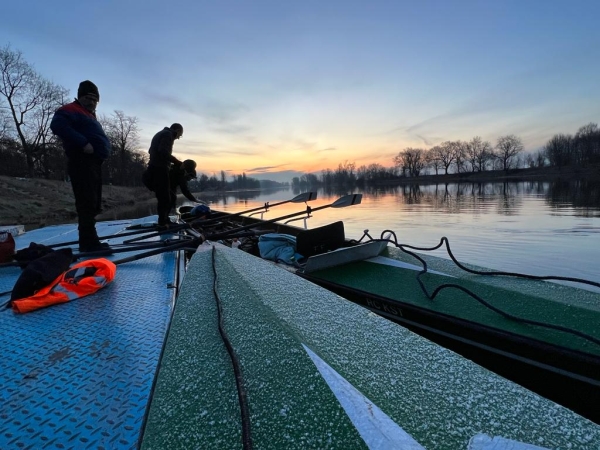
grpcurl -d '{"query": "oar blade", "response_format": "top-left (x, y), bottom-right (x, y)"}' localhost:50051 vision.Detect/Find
top-left (331, 194), bottom-right (362, 208)
top-left (291, 191), bottom-right (318, 203)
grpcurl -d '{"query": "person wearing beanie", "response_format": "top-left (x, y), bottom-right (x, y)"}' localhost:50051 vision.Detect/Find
top-left (143, 123), bottom-right (185, 227)
top-left (50, 80), bottom-right (112, 253)
top-left (168, 159), bottom-right (201, 211)
top-left (77, 80), bottom-right (100, 101)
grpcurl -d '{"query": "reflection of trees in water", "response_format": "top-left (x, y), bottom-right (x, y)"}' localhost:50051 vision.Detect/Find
top-left (360, 182), bottom-right (528, 216)
top-left (413, 183), bottom-right (523, 215)
top-left (226, 188), bottom-right (290, 203)
top-left (381, 180), bottom-right (600, 215)
top-left (290, 180), bottom-right (599, 217)
top-left (401, 185), bottom-right (422, 204)
top-left (319, 185), bottom-right (354, 198)
top-left (546, 180), bottom-right (600, 216)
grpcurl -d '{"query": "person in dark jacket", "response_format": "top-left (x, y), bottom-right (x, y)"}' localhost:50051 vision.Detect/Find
top-left (144, 123), bottom-right (184, 227)
top-left (50, 80), bottom-right (112, 253)
top-left (169, 159), bottom-right (200, 209)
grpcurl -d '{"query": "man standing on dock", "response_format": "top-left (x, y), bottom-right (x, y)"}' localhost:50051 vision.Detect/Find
top-left (143, 123), bottom-right (184, 228)
top-left (50, 80), bottom-right (112, 253)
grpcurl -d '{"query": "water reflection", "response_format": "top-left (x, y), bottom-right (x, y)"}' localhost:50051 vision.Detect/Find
top-left (337, 180), bottom-right (600, 217)
top-left (547, 180), bottom-right (600, 216)
top-left (186, 180), bottom-right (600, 219)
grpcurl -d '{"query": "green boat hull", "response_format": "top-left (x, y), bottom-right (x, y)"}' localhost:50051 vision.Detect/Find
top-left (141, 243), bottom-right (600, 449)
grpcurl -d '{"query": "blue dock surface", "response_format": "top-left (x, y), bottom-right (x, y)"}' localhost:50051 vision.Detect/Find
top-left (0, 218), bottom-right (181, 449)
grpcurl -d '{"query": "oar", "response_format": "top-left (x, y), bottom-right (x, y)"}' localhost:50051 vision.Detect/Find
top-left (206, 194), bottom-right (362, 241)
top-left (112, 237), bottom-right (203, 265)
top-left (189, 191), bottom-right (318, 226)
top-left (43, 222), bottom-right (190, 249)
top-left (68, 238), bottom-right (193, 260)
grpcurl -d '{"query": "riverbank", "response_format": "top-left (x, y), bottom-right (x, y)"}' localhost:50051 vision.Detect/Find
top-left (0, 175), bottom-right (156, 229)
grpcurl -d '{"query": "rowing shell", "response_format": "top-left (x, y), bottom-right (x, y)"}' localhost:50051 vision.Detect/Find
top-left (298, 243), bottom-right (600, 423)
top-left (141, 242), bottom-right (600, 449)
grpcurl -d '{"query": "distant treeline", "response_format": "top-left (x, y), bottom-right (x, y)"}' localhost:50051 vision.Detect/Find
top-left (0, 45), bottom-right (289, 191)
top-left (292, 124), bottom-right (600, 189)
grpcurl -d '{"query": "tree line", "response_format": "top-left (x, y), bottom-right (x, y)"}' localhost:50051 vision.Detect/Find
top-left (0, 45), bottom-right (286, 192)
top-left (292, 125), bottom-right (600, 189)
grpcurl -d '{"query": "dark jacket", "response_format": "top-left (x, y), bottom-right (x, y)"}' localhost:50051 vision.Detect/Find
top-left (169, 165), bottom-right (197, 202)
top-left (148, 127), bottom-right (180, 168)
top-left (50, 100), bottom-right (111, 160)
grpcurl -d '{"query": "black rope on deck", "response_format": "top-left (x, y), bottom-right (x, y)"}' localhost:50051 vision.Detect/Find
top-left (361, 230), bottom-right (600, 348)
top-left (211, 246), bottom-right (253, 450)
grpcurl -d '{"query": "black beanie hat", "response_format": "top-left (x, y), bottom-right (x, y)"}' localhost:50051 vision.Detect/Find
top-left (77, 80), bottom-right (100, 100)
top-left (182, 159), bottom-right (196, 171)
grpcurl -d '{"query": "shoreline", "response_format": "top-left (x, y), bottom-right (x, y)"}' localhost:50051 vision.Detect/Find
top-left (2, 166), bottom-right (598, 229)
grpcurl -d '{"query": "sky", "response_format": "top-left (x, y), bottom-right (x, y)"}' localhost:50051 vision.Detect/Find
top-left (2, 0), bottom-right (599, 182)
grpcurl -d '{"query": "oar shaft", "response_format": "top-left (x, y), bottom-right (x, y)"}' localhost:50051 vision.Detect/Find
top-left (206, 204), bottom-right (329, 240)
top-left (189, 192), bottom-right (317, 226)
top-left (45, 223), bottom-right (189, 249)
top-left (204, 194), bottom-right (361, 241)
top-left (113, 238), bottom-right (202, 265)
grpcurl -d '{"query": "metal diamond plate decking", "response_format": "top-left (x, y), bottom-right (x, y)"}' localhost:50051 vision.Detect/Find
top-left (0, 217), bottom-right (180, 449)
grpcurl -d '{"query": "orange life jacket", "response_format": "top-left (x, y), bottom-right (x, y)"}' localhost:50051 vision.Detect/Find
top-left (12, 258), bottom-right (116, 314)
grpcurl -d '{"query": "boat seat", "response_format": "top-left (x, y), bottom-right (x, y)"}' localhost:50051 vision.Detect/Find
top-left (296, 221), bottom-right (345, 258)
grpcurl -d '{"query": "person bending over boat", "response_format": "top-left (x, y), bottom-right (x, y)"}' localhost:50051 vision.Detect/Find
top-left (50, 80), bottom-right (112, 253)
top-left (143, 123), bottom-right (184, 227)
top-left (169, 159), bottom-right (201, 210)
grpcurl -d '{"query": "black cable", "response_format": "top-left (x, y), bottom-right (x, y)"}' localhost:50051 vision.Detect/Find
top-left (211, 246), bottom-right (253, 450)
top-left (388, 233), bottom-right (600, 289)
top-left (371, 231), bottom-right (600, 348)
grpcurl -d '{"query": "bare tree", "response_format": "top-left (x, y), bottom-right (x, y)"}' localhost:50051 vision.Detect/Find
top-left (524, 151), bottom-right (547, 168)
top-left (0, 45), bottom-right (69, 177)
top-left (0, 110), bottom-right (9, 139)
top-left (100, 110), bottom-right (142, 185)
top-left (574, 122), bottom-right (600, 165)
top-left (465, 136), bottom-right (493, 172)
top-left (437, 141), bottom-right (457, 174)
top-left (452, 140), bottom-right (467, 173)
top-left (494, 135), bottom-right (524, 171)
top-left (102, 110), bottom-right (140, 154)
top-left (393, 148), bottom-right (426, 177)
top-left (427, 146), bottom-right (444, 175)
top-left (544, 134), bottom-right (573, 167)
top-left (334, 161), bottom-right (356, 185)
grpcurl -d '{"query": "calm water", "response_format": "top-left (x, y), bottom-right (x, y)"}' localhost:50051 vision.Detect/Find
top-left (192, 180), bottom-right (600, 288)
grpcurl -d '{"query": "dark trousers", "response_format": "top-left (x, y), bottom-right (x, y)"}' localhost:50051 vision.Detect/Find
top-left (147, 165), bottom-right (171, 225)
top-left (68, 156), bottom-right (103, 245)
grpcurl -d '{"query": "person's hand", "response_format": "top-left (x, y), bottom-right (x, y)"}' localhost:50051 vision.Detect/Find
top-left (83, 143), bottom-right (94, 154)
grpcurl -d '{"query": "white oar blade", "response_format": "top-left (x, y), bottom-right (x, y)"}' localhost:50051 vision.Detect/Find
top-left (291, 191), bottom-right (318, 203)
top-left (331, 194), bottom-right (362, 208)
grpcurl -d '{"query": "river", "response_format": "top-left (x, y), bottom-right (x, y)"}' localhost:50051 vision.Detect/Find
top-left (189, 180), bottom-right (600, 289)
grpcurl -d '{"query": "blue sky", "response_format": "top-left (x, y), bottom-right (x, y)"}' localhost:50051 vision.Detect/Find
top-left (2, 0), bottom-right (599, 182)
